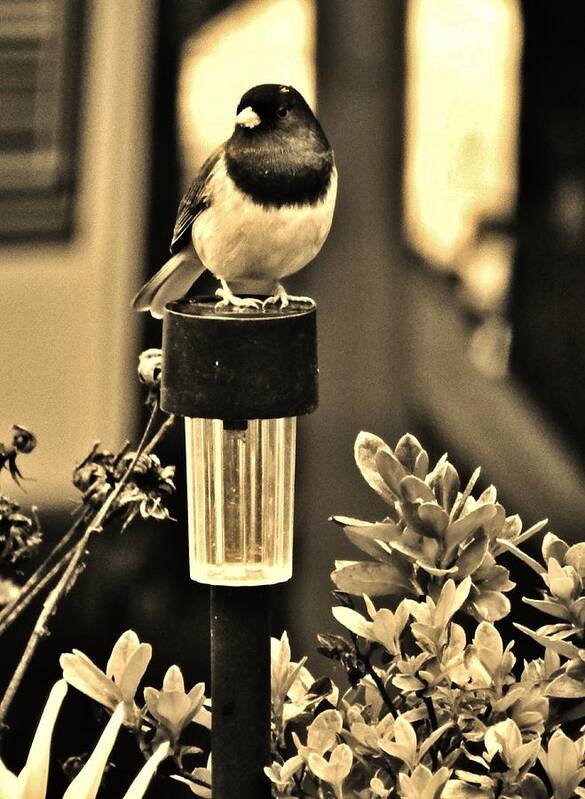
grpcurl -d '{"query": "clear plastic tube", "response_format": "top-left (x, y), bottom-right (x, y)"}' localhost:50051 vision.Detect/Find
top-left (185, 417), bottom-right (297, 585)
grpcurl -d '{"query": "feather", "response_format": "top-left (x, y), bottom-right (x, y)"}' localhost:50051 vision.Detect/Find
top-left (131, 250), bottom-right (205, 319)
top-left (170, 147), bottom-right (222, 254)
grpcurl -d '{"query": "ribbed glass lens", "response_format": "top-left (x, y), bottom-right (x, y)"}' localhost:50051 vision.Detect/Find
top-left (185, 417), bottom-right (296, 585)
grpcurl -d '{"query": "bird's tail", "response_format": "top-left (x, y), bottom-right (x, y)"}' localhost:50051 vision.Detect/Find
top-left (132, 250), bottom-right (205, 319)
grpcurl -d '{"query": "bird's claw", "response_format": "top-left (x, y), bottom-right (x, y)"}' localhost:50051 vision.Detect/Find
top-left (215, 283), bottom-right (262, 310)
top-left (262, 284), bottom-right (314, 309)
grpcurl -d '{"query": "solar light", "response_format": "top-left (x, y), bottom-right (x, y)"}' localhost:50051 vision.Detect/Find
top-left (160, 296), bottom-right (318, 799)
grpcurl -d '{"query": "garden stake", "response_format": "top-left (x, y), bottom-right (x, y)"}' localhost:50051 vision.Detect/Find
top-left (161, 296), bottom-right (318, 799)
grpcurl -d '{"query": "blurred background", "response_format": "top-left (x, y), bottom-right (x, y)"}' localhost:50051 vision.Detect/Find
top-left (1, 0), bottom-right (585, 794)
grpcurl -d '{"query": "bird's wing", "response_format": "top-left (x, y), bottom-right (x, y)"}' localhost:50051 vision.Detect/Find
top-left (170, 146), bottom-right (224, 254)
top-left (132, 249), bottom-right (205, 317)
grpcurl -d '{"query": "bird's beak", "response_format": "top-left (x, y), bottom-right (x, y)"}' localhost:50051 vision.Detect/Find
top-left (235, 106), bottom-right (261, 129)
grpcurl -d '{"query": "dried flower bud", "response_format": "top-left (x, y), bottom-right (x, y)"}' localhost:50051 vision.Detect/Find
top-left (137, 349), bottom-right (162, 388)
top-left (11, 425), bottom-right (37, 454)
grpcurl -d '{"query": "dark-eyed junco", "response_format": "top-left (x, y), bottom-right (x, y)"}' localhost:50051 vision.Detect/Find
top-left (132, 83), bottom-right (337, 318)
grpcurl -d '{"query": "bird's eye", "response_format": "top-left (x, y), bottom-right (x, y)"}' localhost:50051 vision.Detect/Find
top-left (277, 106), bottom-right (288, 118)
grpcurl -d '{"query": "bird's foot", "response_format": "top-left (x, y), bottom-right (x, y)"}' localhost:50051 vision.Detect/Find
top-left (215, 280), bottom-right (262, 310)
top-left (262, 283), bottom-right (314, 310)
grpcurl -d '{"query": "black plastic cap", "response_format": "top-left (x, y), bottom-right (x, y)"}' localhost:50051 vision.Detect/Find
top-left (161, 297), bottom-right (318, 420)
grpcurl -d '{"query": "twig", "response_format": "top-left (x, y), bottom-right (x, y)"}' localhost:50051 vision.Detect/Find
top-left (0, 532), bottom-right (90, 727)
top-left (0, 548), bottom-right (75, 637)
top-left (0, 404), bottom-right (165, 726)
top-left (0, 512), bottom-right (89, 636)
top-left (423, 695), bottom-right (439, 770)
top-left (362, 647), bottom-right (395, 717)
top-left (143, 414), bottom-right (175, 455)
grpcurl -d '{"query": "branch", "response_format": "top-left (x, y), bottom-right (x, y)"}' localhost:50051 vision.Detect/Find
top-left (0, 404), bottom-right (170, 727)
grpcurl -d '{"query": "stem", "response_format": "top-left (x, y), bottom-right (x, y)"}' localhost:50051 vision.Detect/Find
top-left (423, 696), bottom-right (439, 770)
top-left (0, 548), bottom-right (75, 637)
top-left (143, 413), bottom-right (175, 455)
top-left (0, 404), bottom-right (165, 726)
top-left (0, 531), bottom-right (90, 727)
top-left (0, 512), bottom-right (89, 636)
top-left (362, 648), bottom-right (395, 717)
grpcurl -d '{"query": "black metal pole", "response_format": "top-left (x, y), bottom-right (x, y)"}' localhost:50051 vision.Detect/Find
top-left (210, 586), bottom-right (271, 799)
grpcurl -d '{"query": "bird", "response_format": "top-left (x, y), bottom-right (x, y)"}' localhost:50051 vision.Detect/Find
top-left (132, 83), bottom-right (337, 318)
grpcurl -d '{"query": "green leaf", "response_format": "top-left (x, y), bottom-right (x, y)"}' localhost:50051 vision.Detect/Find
top-left (331, 561), bottom-right (415, 597)
top-left (433, 462), bottom-right (460, 513)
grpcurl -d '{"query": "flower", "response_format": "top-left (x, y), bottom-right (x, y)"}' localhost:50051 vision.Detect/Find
top-left (143, 665), bottom-right (209, 748)
top-left (484, 718), bottom-right (540, 775)
top-left (60, 629), bottom-right (152, 725)
top-left (263, 755), bottom-right (303, 792)
top-left (308, 743), bottom-right (353, 799)
top-left (539, 729), bottom-right (585, 799)
top-left (0, 496), bottom-right (42, 564)
top-left (332, 595), bottom-right (410, 656)
top-left (0, 683), bottom-right (168, 799)
top-left (398, 764), bottom-right (451, 799)
top-left (0, 680), bottom-right (67, 799)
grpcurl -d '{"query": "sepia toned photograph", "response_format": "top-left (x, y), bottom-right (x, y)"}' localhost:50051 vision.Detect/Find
top-left (1, 1), bottom-right (585, 796)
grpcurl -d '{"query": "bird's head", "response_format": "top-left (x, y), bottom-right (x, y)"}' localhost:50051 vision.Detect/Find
top-left (233, 84), bottom-right (318, 135)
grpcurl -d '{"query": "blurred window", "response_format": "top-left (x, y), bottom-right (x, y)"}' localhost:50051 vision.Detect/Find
top-left (177, 0), bottom-right (316, 176)
top-left (403, 0), bottom-right (522, 376)
top-left (0, 0), bottom-right (83, 239)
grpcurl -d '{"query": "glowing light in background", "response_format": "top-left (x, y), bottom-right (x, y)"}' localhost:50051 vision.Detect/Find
top-left (404, 0), bottom-right (523, 270)
top-left (178, 0), bottom-right (316, 175)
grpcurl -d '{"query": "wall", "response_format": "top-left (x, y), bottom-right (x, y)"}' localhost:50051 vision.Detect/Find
top-left (1, 0), bottom-right (155, 509)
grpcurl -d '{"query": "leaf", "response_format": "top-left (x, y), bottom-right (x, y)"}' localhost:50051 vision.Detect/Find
top-left (522, 598), bottom-right (570, 621)
top-left (332, 607), bottom-right (372, 639)
top-left (470, 591), bottom-right (511, 622)
top-left (395, 433), bottom-right (426, 473)
top-left (374, 448), bottom-right (407, 499)
top-left (546, 673), bottom-right (585, 698)
top-left (331, 561), bottom-right (415, 597)
top-left (456, 531), bottom-right (489, 578)
top-left (434, 462), bottom-right (460, 513)
top-left (417, 503), bottom-right (449, 537)
top-left (445, 505), bottom-right (497, 552)
top-left (542, 532), bottom-right (569, 564)
top-left (343, 522), bottom-right (401, 560)
top-left (495, 539), bottom-right (546, 575)
top-left (450, 466), bottom-right (481, 522)
top-left (354, 432), bottom-right (397, 504)
top-left (400, 476), bottom-right (437, 504)
top-left (514, 623), bottom-right (581, 658)
top-left (566, 543), bottom-right (585, 578)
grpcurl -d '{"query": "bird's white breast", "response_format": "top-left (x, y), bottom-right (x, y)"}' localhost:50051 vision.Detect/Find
top-left (192, 155), bottom-right (337, 283)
